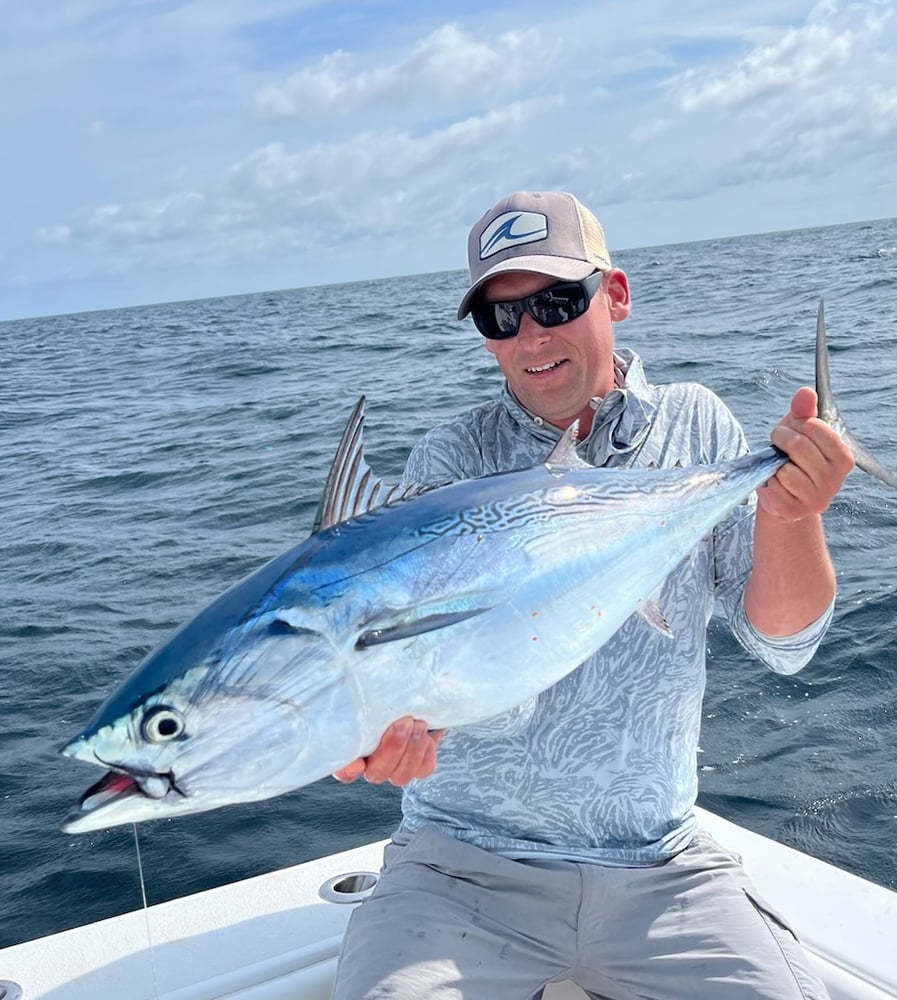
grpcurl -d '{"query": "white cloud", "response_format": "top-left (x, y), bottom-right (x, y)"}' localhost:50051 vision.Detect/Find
top-left (636, 0), bottom-right (896, 207)
top-left (629, 119), bottom-right (669, 142)
top-left (34, 99), bottom-right (557, 270)
top-left (35, 224), bottom-right (73, 245)
top-left (254, 23), bottom-right (553, 119)
top-left (85, 193), bottom-right (208, 243)
top-left (670, 0), bottom-right (892, 111)
top-left (231, 100), bottom-right (555, 201)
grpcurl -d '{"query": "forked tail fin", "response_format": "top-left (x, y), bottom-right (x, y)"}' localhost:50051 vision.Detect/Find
top-left (815, 299), bottom-right (897, 489)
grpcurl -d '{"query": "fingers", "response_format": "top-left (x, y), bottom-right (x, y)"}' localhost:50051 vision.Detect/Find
top-left (332, 757), bottom-right (367, 784)
top-left (332, 718), bottom-right (446, 787)
top-left (363, 717), bottom-right (430, 785)
top-left (759, 388), bottom-right (854, 521)
top-left (788, 386), bottom-right (818, 421)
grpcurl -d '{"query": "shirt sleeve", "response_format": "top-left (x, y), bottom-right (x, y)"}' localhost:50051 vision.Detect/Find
top-left (712, 501), bottom-right (834, 674)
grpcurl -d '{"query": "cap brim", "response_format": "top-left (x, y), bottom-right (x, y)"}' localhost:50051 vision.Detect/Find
top-left (457, 256), bottom-right (597, 320)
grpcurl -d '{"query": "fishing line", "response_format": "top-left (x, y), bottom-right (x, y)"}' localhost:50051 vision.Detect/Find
top-left (133, 824), bottom-right (161, 999)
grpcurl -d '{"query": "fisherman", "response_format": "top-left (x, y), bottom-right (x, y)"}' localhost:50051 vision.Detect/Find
top-left (331, 191), bottom-right (853, 1000)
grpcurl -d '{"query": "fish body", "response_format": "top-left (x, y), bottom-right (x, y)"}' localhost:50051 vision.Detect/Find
top-left (60, 304), bottom-right (893, 833)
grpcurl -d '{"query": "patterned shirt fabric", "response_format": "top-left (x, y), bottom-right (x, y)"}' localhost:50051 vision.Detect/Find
top-left (394, 349), bottom-right (833, 866)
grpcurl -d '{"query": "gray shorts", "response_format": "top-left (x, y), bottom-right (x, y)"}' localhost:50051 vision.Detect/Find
top-left (332, 825), bottom-right (829, 1000)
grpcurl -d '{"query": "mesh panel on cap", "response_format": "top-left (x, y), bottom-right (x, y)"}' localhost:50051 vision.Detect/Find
top-left (571, 198), bottom-right (612, 269)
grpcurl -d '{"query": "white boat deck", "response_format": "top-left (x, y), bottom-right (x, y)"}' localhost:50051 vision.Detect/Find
top-left (2, 808), bottom-right (895, 999)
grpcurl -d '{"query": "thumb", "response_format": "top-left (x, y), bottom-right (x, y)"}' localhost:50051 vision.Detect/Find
top-left (789, 386), bottom-right (818, 421)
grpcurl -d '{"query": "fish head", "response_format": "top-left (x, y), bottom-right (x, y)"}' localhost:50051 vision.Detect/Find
top-left (61, 586), bottom-right (358, 834)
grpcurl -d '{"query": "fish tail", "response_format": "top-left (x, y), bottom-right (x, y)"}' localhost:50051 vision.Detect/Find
top-left (815, 299), bottom-right (897, 489)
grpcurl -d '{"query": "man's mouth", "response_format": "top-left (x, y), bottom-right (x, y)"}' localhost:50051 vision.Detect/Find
top-left (525, 360), bottom-right (565, 375)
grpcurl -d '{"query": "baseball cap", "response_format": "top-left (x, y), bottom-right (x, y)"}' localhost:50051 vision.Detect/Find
top-left (457, 191), bottom-right (613, 320)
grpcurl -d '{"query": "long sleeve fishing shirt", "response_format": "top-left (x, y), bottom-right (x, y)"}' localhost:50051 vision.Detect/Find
top-left (393, 349), bottom-right (833, 865)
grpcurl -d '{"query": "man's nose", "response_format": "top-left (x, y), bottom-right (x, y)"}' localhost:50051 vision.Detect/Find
top-left (517, 312), bottom-right (550, 342)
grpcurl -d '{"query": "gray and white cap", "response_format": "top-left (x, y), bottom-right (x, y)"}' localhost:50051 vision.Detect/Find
top-left (457, 191), bottom-right (613, 320)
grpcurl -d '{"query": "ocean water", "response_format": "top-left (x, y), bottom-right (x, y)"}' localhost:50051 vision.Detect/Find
top-left (1, 218), bottom-right (894, 950)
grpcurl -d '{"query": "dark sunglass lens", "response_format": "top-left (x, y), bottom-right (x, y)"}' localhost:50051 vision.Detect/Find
top-left (529, 284), bottom-right (586, 327)
top-left (494, 302), bottom-right (523, 336)
top-left (472, 302), bottom-right (516, 339)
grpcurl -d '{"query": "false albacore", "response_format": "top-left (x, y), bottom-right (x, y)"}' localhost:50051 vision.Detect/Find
top-left (61, 304), bottom-right (895, 833)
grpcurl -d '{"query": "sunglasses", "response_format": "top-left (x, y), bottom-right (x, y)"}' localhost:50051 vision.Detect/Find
top-left (471, 270), bottom-right (607, 340)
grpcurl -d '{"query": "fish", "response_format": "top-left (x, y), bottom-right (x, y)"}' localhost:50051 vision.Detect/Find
top-left (60, 302), bottom-right (896, 833)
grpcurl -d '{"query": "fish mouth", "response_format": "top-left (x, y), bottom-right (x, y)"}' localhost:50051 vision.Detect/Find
top-left (62, 762), bottom-right (185, 834)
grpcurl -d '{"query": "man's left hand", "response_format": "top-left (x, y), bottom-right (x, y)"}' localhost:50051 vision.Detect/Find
top-left (332, 718), bottom-right (445, 786)
top-left (758, 386), bottom-right (854, 521)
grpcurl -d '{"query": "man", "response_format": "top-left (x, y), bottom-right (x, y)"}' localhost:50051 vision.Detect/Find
top-left (331, 191), bottom-right (854, 999)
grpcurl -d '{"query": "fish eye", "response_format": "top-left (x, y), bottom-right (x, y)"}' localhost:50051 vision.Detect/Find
top-left (141, 706), bottom-right (186, 743)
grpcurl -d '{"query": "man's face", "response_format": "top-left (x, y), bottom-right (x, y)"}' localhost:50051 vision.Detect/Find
top-left (481, 269), bottom-right (630, 434)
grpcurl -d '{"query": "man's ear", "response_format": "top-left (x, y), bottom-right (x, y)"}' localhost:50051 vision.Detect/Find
top-left (605, 269), bottom-right (631, 322)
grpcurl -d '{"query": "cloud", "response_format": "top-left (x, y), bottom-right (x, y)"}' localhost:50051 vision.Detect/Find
top-left (669, 0), bottom-right (893, 111)
top-left (85, 194), bottom-right (208, 243)
top-left (642, 0), bottom-right (896, 203)
top-left (232, 99), bottom-right (553, 198)
top-left (35, 225), bottom-right (73, 245)
top-left (254, 23), bottom-right (553, 119)
top-left (36, 99), bottom-right (558, 268)
top-left (629, 119), bottom-right (669, 142)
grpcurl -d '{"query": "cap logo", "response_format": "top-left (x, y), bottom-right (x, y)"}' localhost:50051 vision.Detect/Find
top-left (479, 211), bottom-right (548, 260)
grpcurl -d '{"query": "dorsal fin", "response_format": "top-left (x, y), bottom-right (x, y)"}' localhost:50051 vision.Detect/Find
top-left (815, 299), bottom-right (897, 488)
top-left (545, 420), bottom-right (592, 472)
top-left (312, 397), bottom-right (430, 532)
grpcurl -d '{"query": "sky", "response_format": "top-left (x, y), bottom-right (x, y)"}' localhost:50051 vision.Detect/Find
top-left (1, 0), bottom-right (894, 321)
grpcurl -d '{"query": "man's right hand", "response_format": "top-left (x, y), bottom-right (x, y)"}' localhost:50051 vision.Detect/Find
top-left (332, 717), bottom-right (446, 787)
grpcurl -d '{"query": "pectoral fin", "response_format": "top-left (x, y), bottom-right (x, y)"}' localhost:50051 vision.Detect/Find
top-left (357, 605), bottom-right (491, 648)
